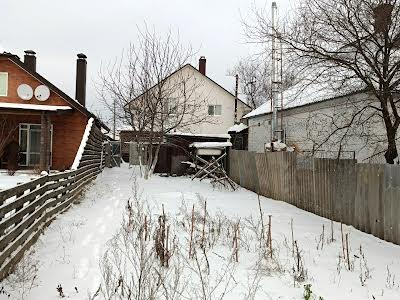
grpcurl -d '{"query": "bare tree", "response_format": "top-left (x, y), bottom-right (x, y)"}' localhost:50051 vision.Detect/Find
top-left (245, 0), bottom-right (400, 163)
top-left (227, 58), bottom-right (270, 109)
top-left (227, 55), bottom-right (297, 110)
top-left (98, 26), bottom-right (210, 178)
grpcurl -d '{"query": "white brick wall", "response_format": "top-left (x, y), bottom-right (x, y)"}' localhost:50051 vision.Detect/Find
top-left (247, 92), bottom-right (400, 163)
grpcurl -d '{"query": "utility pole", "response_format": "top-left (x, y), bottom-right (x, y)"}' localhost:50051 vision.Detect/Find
top-left (271, 1), bottom-right (282, 142)
top-left (113, 97), bottom-right (116, 140)
top-left (234, 74), bottom-right (239, 124)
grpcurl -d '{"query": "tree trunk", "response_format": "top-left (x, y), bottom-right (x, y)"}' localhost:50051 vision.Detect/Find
top-left (149, 143), bottom-right (161, 177)
top-left (385, 131), bottom-right (398, 164)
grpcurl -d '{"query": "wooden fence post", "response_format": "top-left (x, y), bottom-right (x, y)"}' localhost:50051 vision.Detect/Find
top-left (105, 143), bottom-right (112, 168)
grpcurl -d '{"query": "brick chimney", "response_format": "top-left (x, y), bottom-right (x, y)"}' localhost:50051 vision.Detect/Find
top-left (75, 53), bottom-right (87, 107)
top-left (199, 56), bottom-right (206, 76)
top-left (24, 50), bottom-right (36, 72)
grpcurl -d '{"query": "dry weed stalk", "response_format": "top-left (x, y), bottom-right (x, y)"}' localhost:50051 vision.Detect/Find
top-left (267, 215), bottom-right (272, 258)
top-left (201, 200), bottom-right (207, 249)
top-left (257, 195), bottom-right (265, 247)
top-left (232, 221), bottom-right (240, 263)
top-left (386, 265), bottom-right (399, 289)
top-left (291, 218), bottom-right (295, 257)
top-left (5, 249), bottom-right (40, 300)
top-left (317, 224), bottom-right (325, 250)
top-left (292, 240), bottom-right (307, 285)
top-left (189, 204), bottom-right (195, 258)
top-left (358, 244), bottom-right (371, 286)
top-left (345, 233), bottom-right (351, 271)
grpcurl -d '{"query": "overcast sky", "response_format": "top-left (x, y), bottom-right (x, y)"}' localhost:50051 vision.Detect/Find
top-left (0, 0), bottom-right (293, 120)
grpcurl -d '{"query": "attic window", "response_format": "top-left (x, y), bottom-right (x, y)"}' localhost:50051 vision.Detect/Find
top-left (166, 98), bottom-right (178, 115)
top-left (0, 72), bottom-right (8, 97)
top-left (208, 105), bottom-right (222, 116)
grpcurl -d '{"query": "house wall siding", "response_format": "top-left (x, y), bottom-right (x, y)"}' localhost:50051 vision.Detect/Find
top-left (178, 66), bottom-right (250, 134)
top-left (130, 65), bottom-right (250, 136)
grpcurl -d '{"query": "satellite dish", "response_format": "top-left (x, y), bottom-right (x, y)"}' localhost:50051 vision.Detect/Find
top-left (34, 85), bottom-right (50, 101)
top-left (17, 84), bottom-right (33, 100)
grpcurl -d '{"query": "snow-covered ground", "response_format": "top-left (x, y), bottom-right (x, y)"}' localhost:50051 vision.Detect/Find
top-left (1, 164), bottom-right (400, 299)
top-left (0, 171), bottom-right (39, 191)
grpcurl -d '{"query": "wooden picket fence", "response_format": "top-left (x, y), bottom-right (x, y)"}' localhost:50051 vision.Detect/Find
top-left (229, 150), bottom-right (400, 245)
top-left (0, 123), bottom-right (109, 280)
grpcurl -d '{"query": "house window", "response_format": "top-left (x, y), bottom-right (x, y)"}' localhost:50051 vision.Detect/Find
top-left (208, 105), bottom-right (222, 116)
top-left (167, 98), bottom-right (178, 115)
top-left (163, 98), bottom-right (178, 115)
top-left (19, 124), bottom-right (53, 166)
top-left (0, 72), bottom-right (8, 96)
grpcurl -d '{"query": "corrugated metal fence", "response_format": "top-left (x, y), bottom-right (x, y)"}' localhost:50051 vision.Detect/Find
top-left (229, 150), bottom-right (400, 244)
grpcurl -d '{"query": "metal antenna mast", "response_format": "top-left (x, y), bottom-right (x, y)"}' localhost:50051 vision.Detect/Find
top-left (271, 1), bottom-right (282, 142)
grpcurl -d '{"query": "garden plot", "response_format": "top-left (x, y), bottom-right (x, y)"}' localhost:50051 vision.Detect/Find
top-left (1, 164), bottom-right (400, 300)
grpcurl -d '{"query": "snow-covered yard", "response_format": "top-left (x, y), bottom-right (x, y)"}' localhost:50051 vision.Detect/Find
top-left (1, 164), bottom-right (400, 299)
top-left (0, 171), bottom-right (39, 191)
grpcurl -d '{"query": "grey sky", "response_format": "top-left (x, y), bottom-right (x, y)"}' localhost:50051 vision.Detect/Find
top-left (0, 0), bottom-right (292, 120)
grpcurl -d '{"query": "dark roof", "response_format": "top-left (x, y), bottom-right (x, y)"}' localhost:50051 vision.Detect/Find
top-left (0, 52), bottom-right (110, 131)
top-left (127, 64), bottom-right (251, 108)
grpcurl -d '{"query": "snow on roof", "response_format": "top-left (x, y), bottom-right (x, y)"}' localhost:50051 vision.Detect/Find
top-left (117, 125), bottom-right (134, 131)
top-left (228, 123), bottom-right (248, 133)
top-left (243, 83), bottom-right (365, 119)
top-left (189, 142), bottom-right (232, 149)
top-left (167, 132), bottom-right (231, 139)
top-left (71, 118), bottom-right (94, 170)
top-left (0, 102), bottom-right (72, 111)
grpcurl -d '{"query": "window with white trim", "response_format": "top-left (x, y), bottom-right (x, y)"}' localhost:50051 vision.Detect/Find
top-left (0, 72), bottom-right (8, 96)
top-left (19, 124), bottom-right (53, 166)
top-left (208, 104), bottom-right (222, 116)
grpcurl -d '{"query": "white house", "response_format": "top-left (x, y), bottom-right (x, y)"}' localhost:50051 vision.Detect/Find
top-left (120, 57), bottom-right (251, 164)
top-left (127, 57), bottom-right (251, 136)
top-left (243, 87), bottom-right (400, 163)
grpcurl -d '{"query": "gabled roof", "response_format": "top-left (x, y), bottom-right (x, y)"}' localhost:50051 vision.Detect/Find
top-left (128, 63), bottom-right (251, 108)
top-left (0, 52), bottom-right (109, 131)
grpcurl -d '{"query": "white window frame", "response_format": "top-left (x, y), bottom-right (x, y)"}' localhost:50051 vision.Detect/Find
top-left (208, 104), bottom-right (222, 116)
top-left (0, 72), bottom-right (8, 97)
top-left (18, 123), bottom-right (53, 167)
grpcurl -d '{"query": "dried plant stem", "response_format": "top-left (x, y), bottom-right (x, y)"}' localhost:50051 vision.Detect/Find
top-left (331, 220), bottom-right (334, 242)
top-left (268, 215), bottom-right (272, 258)
top-left (165, 225), bottom-right (170, 267)
top-left (189, 204), bottom-right (195, 258)
top-left (341, 222), bottom-right (346, 260)
top-left (233, 221), bottom-right (239, 262)
top-left (258, 195), bottom-right (265, 243)
top-left (291, 218), bottom-right (294, 257)
top-left (144, 215), bottom-right (148, 241)
top-left (201, 200), bottom-right (207, 249)
top-left (345, 233), bottom-right (351, 271)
